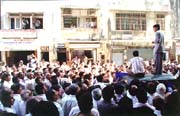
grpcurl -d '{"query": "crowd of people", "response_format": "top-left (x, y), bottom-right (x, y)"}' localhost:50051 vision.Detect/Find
top-left (0, 54), bottom-right (180, 116)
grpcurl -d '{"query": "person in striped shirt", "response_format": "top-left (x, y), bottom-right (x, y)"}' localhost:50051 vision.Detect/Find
top-left (128, 50), bottom-right (146, 78)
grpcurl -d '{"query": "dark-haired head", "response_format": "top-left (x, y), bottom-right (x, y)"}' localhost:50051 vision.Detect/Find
top-left (11, 83), bottom-right (22, 94)
top-left (102, 85), bottom-right (114, 102)
top-left (26, 98), bottom-right (39, 114)
top-left (153, 24), bottom-right (160, 31)
top-left (133, 50), bottom-right (139, 57)
top-left (146, 82), bottom-right (156, 95)
top-left (46, 89), bottom-right (59, 102)
top-left (1, 72), bottom-right (10, 83)
top-left (0, 88), bottom-right (14, 107)
top-left (136, 88), bottom-right (147, 103)
top-left (78, 92), bottom-right (93, 115)
top-left (31, 101), bottom-right (59, 116)
top-left (114, 83), bottom-right (124, 95)
top-left (35, 83), bottom-right (45, 95)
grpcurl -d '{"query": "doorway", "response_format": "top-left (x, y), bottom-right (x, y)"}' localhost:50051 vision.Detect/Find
top-left (57, 48), bottom-right (67, 64)
top-left (41, 52), bottom-right (49, 61)
top-left (6, 51), bottom-right (35, 66)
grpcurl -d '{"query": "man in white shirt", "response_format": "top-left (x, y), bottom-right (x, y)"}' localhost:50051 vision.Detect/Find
top-left (0, 88), bottom-right (17, 115)
top-left (11, 84), bottom-right (23, 116)
top-left (62, 84), bottom-right (79, 116)
top-left (19, 90), bottom-right (32, 116)
top-left (128, 50), bottom-right (145, 78)
top-left (1, 72), bottom-right (13, 89)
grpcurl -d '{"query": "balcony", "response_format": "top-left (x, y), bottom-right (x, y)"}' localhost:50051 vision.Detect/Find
top-left (0, 29), bottom-right (52, 51)
top-left (62, 28), bottom-right (99, 41)
top-left (0, 29), bottom-right (38, 39)
top-left (111, 30), bottom-right (146, 40)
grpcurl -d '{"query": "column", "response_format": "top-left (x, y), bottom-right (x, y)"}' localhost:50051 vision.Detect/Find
top-left (146, 12), bottom-right (156, 39)
top-left (123, 49), bottom-right (127, 61)
top-left (93, 49), bottom-right (96, 62)
top-left (49, 46), bottom-right (56, 63)
top-left (69, 49), bottom-right (72, 61)
top-left (30, 15), bottom-right (33, 29)
top-left (36, 47), bottom-right (41, 63)
top-left (99, 4), bottom-right (110, 39)
top-left (1, 51), bottom-right (6, 64)
top-left (165, 14), bottom-right (172, 40)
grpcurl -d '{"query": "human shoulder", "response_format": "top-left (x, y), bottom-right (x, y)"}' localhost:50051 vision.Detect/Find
top-left (138, 57), bottom-right (144, 61)
top-left (130, 57), bottom-right (136, 62)
top-left (91, 108), bottom-right (100, 116)
top-left (155, 31), bottom-right (161, 37)
top-left (69, 106), bottom-right (80, 116)
top-left (131, 57), bottom-right (143, 61)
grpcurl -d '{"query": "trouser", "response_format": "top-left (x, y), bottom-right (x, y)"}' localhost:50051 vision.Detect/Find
top-left (154, 52), bottom-right (163, 75)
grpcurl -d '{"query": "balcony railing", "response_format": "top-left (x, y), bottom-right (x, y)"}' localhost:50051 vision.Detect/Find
top-left (62, 28), bottom-right (99, 41)
top-left (111, 30), bottom-right (146, 40)
top-left (0, 29), bottom-right (38, 39)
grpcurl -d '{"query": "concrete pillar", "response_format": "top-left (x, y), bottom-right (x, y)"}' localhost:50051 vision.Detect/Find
top-left (30, 15), bottom-right (33, 29)
top-left (110, 11), bottom-right (115, 31)
top-left (37, 48), bottom-right (41, 62)
top-left (123, 49), bottom-right (127, 60)
top-left (146, 12), bottom-right (156, 40)
top-left (1, 51), bottom-right (6, 64)
top-left (99, 5), bottom-right (110, 39)
top-left (177, 0), bottom-right (180, 37)
top-left (49, 46), bottom-right (57, 62)
top-left (52, 6), bottom-right (62, 43)
top-left (165, 14), bottom-right (172, 40)
top-left (93, 49), bottom-right (96, 62)
top-left (2, 13), bottom-right (9, 29)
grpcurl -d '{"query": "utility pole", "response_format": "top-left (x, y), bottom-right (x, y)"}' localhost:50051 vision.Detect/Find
top-left (107, 18), bottom-right (111, 61)
top-left (170, 0), bottom-right (180, 38)
top-left (0, 0), bottom-right (1, 29)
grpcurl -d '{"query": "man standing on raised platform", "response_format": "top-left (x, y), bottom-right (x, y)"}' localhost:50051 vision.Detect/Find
top-left (153, 24), bottom-right (164, 75)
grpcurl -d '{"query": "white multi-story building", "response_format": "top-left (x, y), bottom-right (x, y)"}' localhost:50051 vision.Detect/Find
top-left (0, 0), bottom-right (173, 66)
top-left (0, 0), bottom-right (61, 65)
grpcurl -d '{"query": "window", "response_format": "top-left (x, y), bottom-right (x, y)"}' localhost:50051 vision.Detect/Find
top-left (87, 9), bottom-right (96, 15)
top-left (22, 17), bottom-right (30, 29)
top-left (9, 13), bottom-right (43, 29)
top-left (63, 8), bottom-right (72, 14)
top-left (33, 14), bottom-right (43, 29)
top-left (62, 9), bottom-right (97, 29)
top-left (63, 16), bottom-right (77, 28)
top-left (10, 18), bottom-right (21, 29)
top-left (33, 18), bottom-right (43, 29)
top-left (156, 14), bottom-right (165, 30)
top-left (116, 13), bottom-right (146, 30)
top-left (85, 17), bottom-right (97, 28)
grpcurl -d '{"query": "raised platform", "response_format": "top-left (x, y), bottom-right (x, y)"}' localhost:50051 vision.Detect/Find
top-left (139, 73), bottom-right (176, 81)
top-left (123, 73), bottom-right (176, 84)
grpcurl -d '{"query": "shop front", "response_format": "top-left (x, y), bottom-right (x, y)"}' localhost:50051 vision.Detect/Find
top-left (65, 41), bottom-right (101, 64)
top-left (0, 39), bottom-right (38, 66)
top-left (111, 39), bottom-right (174, 65)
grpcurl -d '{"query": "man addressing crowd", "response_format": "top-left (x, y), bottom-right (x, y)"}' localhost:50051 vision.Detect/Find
top-left (153, 24), bottom-right (164, 75)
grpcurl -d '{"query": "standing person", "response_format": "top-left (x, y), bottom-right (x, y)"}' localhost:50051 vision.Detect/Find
top-left (153, 24), bottom-right (164, 75)
top-left (0, 88), bottom-right (17, 116)
top-left (1, 72), bottom-right (13, 89)
top-left (128, 50), bottom-right (145, 78)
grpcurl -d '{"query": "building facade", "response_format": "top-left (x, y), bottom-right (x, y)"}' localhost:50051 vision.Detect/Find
top-left (170, 0), bottom-right (180, 62)
top-left (0, 0), bottom-right (173, 66)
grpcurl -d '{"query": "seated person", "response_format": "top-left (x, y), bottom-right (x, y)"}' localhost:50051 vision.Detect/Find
top-left (128, 50), bottom-right (145, 78)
